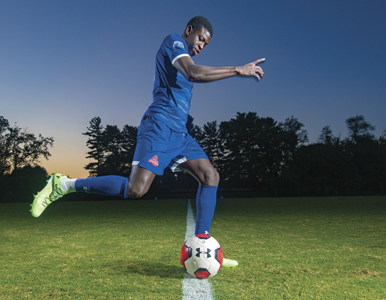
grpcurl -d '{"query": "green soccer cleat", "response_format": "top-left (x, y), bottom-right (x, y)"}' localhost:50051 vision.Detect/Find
top-left (223, 258), bottom-right (238, 268)
top-left (30, 173), bottom-right (68, 218)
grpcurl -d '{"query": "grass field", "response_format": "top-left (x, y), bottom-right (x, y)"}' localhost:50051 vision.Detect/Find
top-left (1, 196), bottom-right (385, 299)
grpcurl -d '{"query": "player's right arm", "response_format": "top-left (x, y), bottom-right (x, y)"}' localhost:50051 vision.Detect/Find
top-left (173, 56), bottom-right (265, 82)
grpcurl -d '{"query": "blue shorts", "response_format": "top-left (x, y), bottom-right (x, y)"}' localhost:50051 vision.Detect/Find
top-left (132, 116), bottom-right (209, 175)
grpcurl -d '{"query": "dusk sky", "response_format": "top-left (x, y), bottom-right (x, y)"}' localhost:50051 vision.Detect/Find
top-left (1, 0), bottom-right (385, 178)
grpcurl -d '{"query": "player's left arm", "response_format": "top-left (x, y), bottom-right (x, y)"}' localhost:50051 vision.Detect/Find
top-left (174, 56), bottom-right (265, 82)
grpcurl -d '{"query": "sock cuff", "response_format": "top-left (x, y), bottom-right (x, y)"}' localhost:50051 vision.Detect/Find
top-left (200, 184), bottom-right (218, 190)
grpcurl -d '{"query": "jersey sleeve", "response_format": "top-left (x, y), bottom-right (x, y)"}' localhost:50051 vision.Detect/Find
top-left (164, 34), bottom-right (190, 66)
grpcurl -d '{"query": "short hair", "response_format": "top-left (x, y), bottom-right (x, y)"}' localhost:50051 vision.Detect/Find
top-left (187, 16), bottom-right (213, 37)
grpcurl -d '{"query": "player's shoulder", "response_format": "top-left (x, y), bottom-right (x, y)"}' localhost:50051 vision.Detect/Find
top-left (165, 33), bottom-right (183, 42)
top-left (163, 33), bottom-right (186, 49)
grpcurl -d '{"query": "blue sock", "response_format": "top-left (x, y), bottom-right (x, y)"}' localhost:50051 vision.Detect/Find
top-left (195, 185), bottom-right (218, 235)
top-left (75, 176), bottom-right (129, 198)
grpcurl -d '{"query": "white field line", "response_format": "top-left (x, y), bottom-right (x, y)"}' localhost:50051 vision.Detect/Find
top-left (182, 199), bottom-right (214, 300)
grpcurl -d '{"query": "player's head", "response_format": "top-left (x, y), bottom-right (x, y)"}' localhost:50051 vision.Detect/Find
top-left (183, 16), bottom-right (213, 57)
top-left (187, 16), bottom-right (213, 37)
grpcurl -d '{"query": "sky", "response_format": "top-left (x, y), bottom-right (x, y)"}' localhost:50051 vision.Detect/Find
top-left (1, 0), bottom-right (385, 178)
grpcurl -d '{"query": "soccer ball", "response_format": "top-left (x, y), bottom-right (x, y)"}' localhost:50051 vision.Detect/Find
top-left (180, 234), bottom-right (223, 279)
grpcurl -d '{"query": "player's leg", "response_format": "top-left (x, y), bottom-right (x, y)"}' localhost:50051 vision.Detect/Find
top-left (179, 158), bottom-right (219, 235)
top-left (73, 165), bottom-right (155, 198)
top-left (180, 158), bottom-right (238, 268)
top-left (30, 166), bottom-right (155, 218)
top-left (31, 116), bottom-right (166, 217)
top-left (127, 165), bottom-right (156, 198)
top-left (170, 134), bottom-right (219, 235)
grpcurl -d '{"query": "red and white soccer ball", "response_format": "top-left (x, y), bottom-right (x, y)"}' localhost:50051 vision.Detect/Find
top-left (180, 234), bottom-right (223, 279)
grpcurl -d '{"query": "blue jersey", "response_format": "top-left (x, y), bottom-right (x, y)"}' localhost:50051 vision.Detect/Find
top-left (144, 33), bottom-right (193, 133)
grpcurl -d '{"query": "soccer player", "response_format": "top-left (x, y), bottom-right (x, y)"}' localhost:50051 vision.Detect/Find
top-left (31, 16), bottom-right (264, 268)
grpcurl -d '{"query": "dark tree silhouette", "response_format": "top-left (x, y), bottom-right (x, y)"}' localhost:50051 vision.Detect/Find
top-left (83, 117), bottom-right (105, 176)
top-left (83, 117), bottom-right (138, 177)
top-left (0, 117), bottom-right (54, 175)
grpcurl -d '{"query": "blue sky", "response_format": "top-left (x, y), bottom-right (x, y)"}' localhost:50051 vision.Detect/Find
top-left (1, 0), bottom-right (385, 178)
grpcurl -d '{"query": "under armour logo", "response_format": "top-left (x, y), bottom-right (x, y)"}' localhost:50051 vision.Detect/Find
top-left (196, 248), bottom-right (211, 258)
top-left (148, 155), bottom-right (159, 167)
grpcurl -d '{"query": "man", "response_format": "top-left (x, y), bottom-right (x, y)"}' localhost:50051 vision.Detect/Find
top-left (31, 16), bottom-right (264, 268)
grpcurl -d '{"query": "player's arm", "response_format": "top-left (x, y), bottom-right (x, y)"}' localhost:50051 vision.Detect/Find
top-left (173, 56), bottom-right (265, 82)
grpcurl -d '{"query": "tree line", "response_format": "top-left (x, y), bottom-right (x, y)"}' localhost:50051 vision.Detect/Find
top-left (83, 113), bottom-right (386, 197)
top-left (1, 113), bottom-right (385, 202)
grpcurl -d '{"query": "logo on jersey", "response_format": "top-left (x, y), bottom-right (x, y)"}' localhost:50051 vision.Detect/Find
top-left (173, 41), bottom-right (184, 49)
top-left (148, 155), bottom-right (159, 167)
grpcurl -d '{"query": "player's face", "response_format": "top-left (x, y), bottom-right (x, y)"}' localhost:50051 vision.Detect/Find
top-left (185, 26), bottom-right (211, 57)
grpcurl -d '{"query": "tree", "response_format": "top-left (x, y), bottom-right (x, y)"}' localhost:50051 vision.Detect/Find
top-left (83, 117), bottom-right (105, 176)
top-left (380, 130), bottom-right (386, 148)
top-left (378, 130), bottom-right (386, 193)
top-left (346, 115), bottom-right (375, 143)
top-left (200, 121), bottom-right (225, 171)
top-left (0, 165), bottom-right (48, 203)
top-left (0, 118), bottom-right (54, 175)
top-left (0, 116), bottom-right (10, 175)
top-left (344, 115), bottom-right (379, 193)
top-left (83, 117), bottom-right (138, 177)
top-left (282, 117), bottom-right (385, 196)
top-left (186, 114), bottom-right (202, 140)
top-left (120, 125), bottom-right (138, 177)
top-left (0, 116), bottom-right (8, 133)
top-left (101, 125), bottom-right (124, 176)
top-left (279, 116), bottom-right (308, 160)
top-left (220, 112), bottom-right (285, 192)
top-left (318, 125), bottom-right (340, 146)
top-left (283, 142), bottom-right (360, 196)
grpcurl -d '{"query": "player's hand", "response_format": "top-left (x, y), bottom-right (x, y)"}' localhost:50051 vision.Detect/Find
top-left (236, 58), bottom-right (265, 79)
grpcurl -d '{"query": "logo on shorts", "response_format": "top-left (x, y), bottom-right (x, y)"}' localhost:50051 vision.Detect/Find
top-left (148, 155), bottom-right (159, 167)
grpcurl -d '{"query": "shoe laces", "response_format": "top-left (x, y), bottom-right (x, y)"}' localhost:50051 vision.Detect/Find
top-left (48, 183), bottom-right (65, 202)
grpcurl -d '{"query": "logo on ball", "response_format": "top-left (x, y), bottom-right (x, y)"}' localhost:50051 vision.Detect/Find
top-left (181, 234), bottom-right (223, 279)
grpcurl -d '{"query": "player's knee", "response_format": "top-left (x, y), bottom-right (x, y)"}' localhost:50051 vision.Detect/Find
top-left (126, 184), bottom-right (149, 199)
top-left (203, 167), bottom-right (219, 186)
top-left (212, 169), bottom-right (220, 185)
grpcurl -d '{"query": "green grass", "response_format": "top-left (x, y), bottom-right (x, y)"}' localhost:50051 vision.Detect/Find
top-left (1, 197), bottom-right (386, 299)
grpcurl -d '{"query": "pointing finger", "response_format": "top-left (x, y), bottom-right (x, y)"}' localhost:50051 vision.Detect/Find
top-left (254, 58), bottom-right (265, 65)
